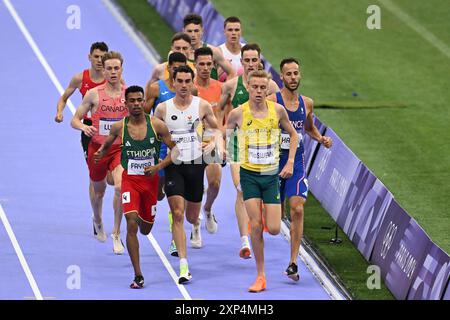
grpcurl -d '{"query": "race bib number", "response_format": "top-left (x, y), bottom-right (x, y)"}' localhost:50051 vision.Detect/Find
top-left (172, 130), bottom-right (199, 150)
top-left (248, 144), bottom-right (275, 165)
top-left (281, 132), bottom-right (303, 149)
top-left (99, 118), bottom-right (121, 136)
top-left (127, 158), bottom-right (155, 175)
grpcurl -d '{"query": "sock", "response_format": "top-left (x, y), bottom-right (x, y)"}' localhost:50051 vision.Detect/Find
top-left (241, 235), bottom-right (249, 247)
top-left (180, 258), bottom-right (188, 267)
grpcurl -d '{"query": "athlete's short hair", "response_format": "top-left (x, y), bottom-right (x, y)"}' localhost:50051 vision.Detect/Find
top-left (241, 43), bottom-right (261, 57)
top-left (168, 52), bottom-right (187, 65)
top-left (90, 42), bottom-right (108, 54)
top-left (224, 16), bottom-right (241, 29)
top-left (183, 13), bottom-right (203, 27)
top-left (125, 85), bottom-right (144, 99)
top-left (247, 70), bottom-right (272, 83)
top-left (280, 57), bottom-right (300, 71)
top-left (171, 32), bottom-right (192, 45)
top-left (101, 51), bottom-right (123, 66)
top-left (173, 65), bottom-right (195, 80)
top-left (194, 47), bottom-right (213, 61)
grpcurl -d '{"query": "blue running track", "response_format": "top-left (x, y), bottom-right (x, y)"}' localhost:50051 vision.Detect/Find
top-left (0, 0), bottom-right (331, 300)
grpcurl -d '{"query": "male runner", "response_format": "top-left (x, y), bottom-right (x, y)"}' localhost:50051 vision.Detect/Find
top-left (218, 43), bottom-right (279, 259)
top-left (148, 33), bottom-right (195, 84)
top-left (183, 14), bottom-right (235, 80)
top-left (194, 47), bottom-right (223, 233)
top-left (268, 58), bottom-right (332, 281)
top-left (226, 70), bottom-right (298, 292)
top-left (94, 85), bottom-right (177, 289)
top-left (218, 16), bottom-right (244, 81)
top-left (55, 42), bottom-right (111, 241)
top-left (154, 65), bottom-right (222, 284)
top-left (71, 51), bottom-right (127, 254)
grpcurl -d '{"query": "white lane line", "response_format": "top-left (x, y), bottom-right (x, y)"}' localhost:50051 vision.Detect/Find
top-left (378, 0), bottom-right (450, 59)
top-left (3, 0), bottom-right (76, 114)
top-left (103, 0), bottom-right (193, 300)
top-left (147, 234), bottom-right (192, 300)
top-left (3, 0), bottom-right (189, 301)
top-left (0, 204), bottom-right (43, 300)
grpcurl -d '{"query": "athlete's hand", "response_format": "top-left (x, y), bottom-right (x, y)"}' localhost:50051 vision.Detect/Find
top-left (54, 112), bottom-right (63, 123)
top-left (93, 150), bottom-right (104, 163)
top-left (83, 125), bottom-right (97, 137)
top-left (144, 164), bottom-right (159, 176)
top-left (202, 140), bottom-right (216, 154)
top-left (321, 136), bottom-right (333, 148)
top-left (279, 161), bottom-right (294, 179)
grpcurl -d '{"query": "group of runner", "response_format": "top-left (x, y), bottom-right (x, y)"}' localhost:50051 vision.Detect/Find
top-left (55, 14), bottom-right (332, 292)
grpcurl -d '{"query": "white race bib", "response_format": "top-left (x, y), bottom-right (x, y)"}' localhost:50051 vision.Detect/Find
top-left (281, 132), bottom-right (303, 150)
top-left (99, 118), bottom-right (121, 136)
top-left (127, 158), bottom-right (155, 175)
top-left (248, 144), bottom-right (275, 165)
top-left (172, 130), bottom-right (199, 150)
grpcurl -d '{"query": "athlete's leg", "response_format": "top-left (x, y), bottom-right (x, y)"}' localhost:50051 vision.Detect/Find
top-left (289, 196), bottom-right (305, 264)
top-left (125, 211), bottom-right (142, 277)
top-left (231, 163), bottom-right (249, 238)
top-left (203, 163), bottom-right (221, 212)
top-left (245, 198), bottom-right (265, 276)
top-left (111, 164), bottom-right (124, 235)
top-left (168, 195), bottom-right (187, 259)
top-left (91, 179), bottom-right (107, 225)
top-left (262, 203), bottom-right (282, 236)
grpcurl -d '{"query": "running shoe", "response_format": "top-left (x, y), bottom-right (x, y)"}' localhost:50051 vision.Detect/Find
top-left (239, 245), bottom-right (252, 259)
top-left (178, 264), bottom-right (192, 284)
top-left (204, 209), bottom-right (218, 234)
top-left (190, 223), bottom-right (202, 248)
top-left (112, 233), bottom-right (125, 255)
top-left (130, 275), bottom-right (144, 289)
top-left (285, 263), bottom-right (300, 281)
top-left (169, 240), bottom-right (178, 257)
top-left (93, 219), bottom-right (107, 242)
top-left (248, 275), bottom-right (266, 293)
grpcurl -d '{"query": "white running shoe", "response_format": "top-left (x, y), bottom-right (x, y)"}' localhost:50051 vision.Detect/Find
top-left (190, 223), bottom-right (202, 248)
top-left (93, 219), bottom-right (107, 242)
top-left (204, 209), bottom-right (218, 234)
top-left (178, 263), bottom-right (192, 284)
top-left (112, 233), bottom-right (125, 255)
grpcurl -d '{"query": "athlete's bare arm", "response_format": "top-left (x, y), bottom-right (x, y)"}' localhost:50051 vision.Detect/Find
top-left (266, 93), bottom-right (277, 102)
top-left (144, 81), bottom-right (160, 114)
top-left (276, 103), bottom-right (298, 179)
top-left (148, 63), bottom-right (165, 84)
top-left (93, 120), bottom-right (123, 162)
top-left (71, 89), bottom-right (98, 137)
top-left (153, 101), bottom-right (167, 122)
top-left (268, 79), bottom-right (280, 95)
top-left (217, 77), bottom-right (237, 128)
top-left (211, 45), bottom-right (236, 79)
top-left (145, 117), bottom-right (178, 175)
top-left (55, 72), bottom-right (83, 123)
top-left (304, 97), bottom-right (332, 148)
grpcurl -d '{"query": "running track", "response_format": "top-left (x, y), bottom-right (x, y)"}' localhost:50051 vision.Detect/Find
top-left (0, 0), bottom-right (331, 300)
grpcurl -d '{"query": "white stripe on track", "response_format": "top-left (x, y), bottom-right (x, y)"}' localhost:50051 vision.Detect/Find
top-left (3, 0), bottom-right (76, 114)
top-left (4, 0), bottom-right (189, 300)
top-left (147, 234), bottom-right (192, 300)
top-left (102, 0), bottom-right (192, 299)
top-left (0, 204), bottom-right (43, 300)
top-left (378, 0), bottom-right (450, 59)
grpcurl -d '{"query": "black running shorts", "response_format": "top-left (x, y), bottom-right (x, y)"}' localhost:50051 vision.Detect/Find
top-left (164, 158), bottom-right (206, 203)
top-left (81, 118), bottom-right (92, 162)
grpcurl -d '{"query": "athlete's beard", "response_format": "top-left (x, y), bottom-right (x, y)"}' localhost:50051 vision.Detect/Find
top-left (283, 81), bottom-right (300, 92)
